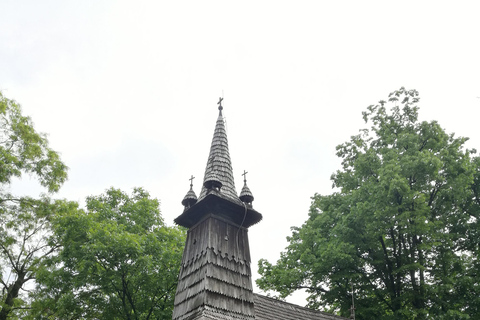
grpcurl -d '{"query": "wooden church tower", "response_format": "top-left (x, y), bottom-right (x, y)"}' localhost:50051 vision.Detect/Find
top-left (173, 99), bottom-right (262, 320)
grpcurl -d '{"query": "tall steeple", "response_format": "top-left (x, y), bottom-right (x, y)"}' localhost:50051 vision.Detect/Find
top-left (174, 98), bottom-right (262, 228)
top-left (173, 99), bottom-right (262, 320)
top-left (199, 97), bottom-right (239, 202)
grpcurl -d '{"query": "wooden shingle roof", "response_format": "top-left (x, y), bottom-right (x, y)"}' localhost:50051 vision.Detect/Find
top-left (198, 108), bottom-right (242, 205)
top-left (254, 294), bottom-right (346, 320)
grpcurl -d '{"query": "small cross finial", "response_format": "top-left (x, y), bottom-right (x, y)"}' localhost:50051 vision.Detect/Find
top-left (217, 97), bottom-right (223, 111)
top-left (189, 175), bottom-right (195, 188)
top-left (242, 170), bottom-right (248, 184)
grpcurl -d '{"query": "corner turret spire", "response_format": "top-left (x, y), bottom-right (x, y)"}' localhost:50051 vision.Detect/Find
top-left (181, 175), bottom-right (197, 209)
top-left (239, 170), bottom-right (254, 207)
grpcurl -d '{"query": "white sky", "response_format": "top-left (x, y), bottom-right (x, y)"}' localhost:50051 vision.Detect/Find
top-left (1, 0), bottom-right (480, 306)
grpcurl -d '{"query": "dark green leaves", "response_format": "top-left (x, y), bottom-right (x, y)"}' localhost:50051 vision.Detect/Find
top-left (257, 88), bottom-right (480, 319)
top-left (34, 188), bottom-right (185, 320)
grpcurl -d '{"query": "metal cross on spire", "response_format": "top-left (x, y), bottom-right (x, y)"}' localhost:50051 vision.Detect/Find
top-left (189, 175), bottom-right (195, 188)
top-left (217, 97), bottom-right (224, 111)
top-left (242, 170), bottom-right (248, 184)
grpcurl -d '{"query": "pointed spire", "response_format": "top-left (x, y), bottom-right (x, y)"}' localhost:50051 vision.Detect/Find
top-left (175, 97), bottom-right (262, 229)
top-left (199, 98), bottom-right (240, 202)
top-left (181, 175), bottom-right (197, 209)
top-left (239, 170), bottom-right (254, 206)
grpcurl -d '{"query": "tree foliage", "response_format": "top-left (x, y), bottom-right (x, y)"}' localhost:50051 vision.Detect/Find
top-left (0, 91), bottom-right (67, 195)
top-left (0, 92), bottom-right (68, 320)
top-left (0, 92), bottom-right (186, 319)
top-left (257, 88), bottom-right (480, 319)
top-left (32, 188), bottom-right (186, 320)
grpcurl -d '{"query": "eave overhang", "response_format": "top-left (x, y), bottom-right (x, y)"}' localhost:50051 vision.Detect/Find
top-left (175, 192), bottom-right (262, 229)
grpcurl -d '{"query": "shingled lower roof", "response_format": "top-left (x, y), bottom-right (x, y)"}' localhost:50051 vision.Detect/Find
top-left (254, 294), bottom-right (346, 320)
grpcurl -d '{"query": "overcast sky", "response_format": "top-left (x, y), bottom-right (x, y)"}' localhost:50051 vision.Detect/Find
top-left (1, 0), bottom-right (480, 306)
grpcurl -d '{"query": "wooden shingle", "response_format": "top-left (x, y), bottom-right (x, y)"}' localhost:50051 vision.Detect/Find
top-left (199, 110), bottom-right (242, 205)
top-left (254, 294), bottom-right (346, 320)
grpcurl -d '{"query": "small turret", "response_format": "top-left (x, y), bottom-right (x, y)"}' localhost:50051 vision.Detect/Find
top-left (239, 170), bottom-right (254, 207)
top-left (181, 175), bottom-right (197, 210)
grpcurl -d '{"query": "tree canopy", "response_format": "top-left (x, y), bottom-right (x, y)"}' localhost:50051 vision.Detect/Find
top-left (0, 92), bottom-right (68, 320)
top-left (257, 88), bottom-right (480, 319)
top-left (32, 188), bottom-right (186, 320)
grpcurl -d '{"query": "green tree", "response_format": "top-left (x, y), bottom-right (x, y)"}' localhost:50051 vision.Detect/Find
top-left (257, 88), bottom-right (480, 319)
top-left (33, 188), bottom-right (185, 320)
top-left (0, 92), bottom-right (68, 320)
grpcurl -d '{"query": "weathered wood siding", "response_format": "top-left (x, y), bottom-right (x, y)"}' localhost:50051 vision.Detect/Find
top-left (172, 215), bottom-right (255, 320)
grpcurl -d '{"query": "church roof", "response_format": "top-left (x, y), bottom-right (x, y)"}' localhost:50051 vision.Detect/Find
top-left (254, 294), bottom-right (346, 320)
top-left (173, 98), bottom-right (347, 320)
